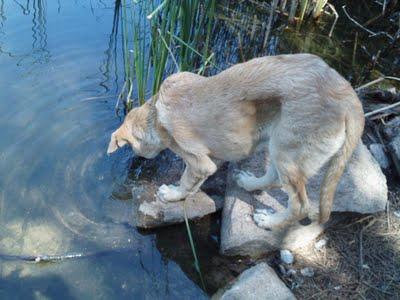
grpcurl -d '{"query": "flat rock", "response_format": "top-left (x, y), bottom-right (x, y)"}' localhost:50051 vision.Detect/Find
top-left (221, 143), bottom-right (387, 257)
top-left (213, 262), bottom-right (296, 300)
top-left (131, 150), bottom-right (227, 228)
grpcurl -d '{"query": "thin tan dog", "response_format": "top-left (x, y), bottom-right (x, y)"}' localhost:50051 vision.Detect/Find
top-left (107, 54), bottom-right (364, 229)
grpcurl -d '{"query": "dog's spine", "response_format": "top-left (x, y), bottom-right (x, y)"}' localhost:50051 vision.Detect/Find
top-left (318, 98), bottom-right (364, 224)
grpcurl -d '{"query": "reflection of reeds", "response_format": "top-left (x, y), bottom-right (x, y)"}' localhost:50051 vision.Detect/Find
top-left (119, 0), bottom-right (216, 110)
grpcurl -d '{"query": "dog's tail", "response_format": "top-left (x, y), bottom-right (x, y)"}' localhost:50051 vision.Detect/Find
top-left (319, 100), bottom-right (364, 224)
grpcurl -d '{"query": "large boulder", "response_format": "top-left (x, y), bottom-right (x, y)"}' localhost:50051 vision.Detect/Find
top-left (221, 143), bottom-right (387, 257)
top-left (213, 262), bottom-right (296, 300)
top-left (131, 150), bottom-right (227, 228)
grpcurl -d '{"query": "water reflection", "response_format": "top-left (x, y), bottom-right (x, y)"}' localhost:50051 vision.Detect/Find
top-left (99, 0), bottom-right (121, 94)
top-left (13, 0), bottom-right (30, 15)
top-left (0, 1), bottom-right (209, 299)
top-left (29, 0), bottom-right (50, 65)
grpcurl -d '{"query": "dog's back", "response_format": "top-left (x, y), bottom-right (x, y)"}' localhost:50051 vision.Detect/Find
top-left (157, 53), bottom-right (364, 225)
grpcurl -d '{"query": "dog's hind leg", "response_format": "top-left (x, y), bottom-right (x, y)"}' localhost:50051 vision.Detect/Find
top-left (253, 146), bottom-right (311, 229)
top-left (253, 173), bottom-right (307, 229)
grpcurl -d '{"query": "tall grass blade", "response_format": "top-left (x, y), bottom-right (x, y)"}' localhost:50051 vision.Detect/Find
top-left (313, 0), bottom-right (327, 19)
top-left (183, 201), bottom-right (206, 292)
top-left (299, 0), bottom-right (309, 23)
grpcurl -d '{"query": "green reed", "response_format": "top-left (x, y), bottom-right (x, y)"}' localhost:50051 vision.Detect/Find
top-left (285, 0), bottom-right (330, 23)
top-left (119, 0), bottom-right (216, 109)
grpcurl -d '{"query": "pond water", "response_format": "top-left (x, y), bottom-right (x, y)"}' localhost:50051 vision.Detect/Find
top-left (0, 1), bottom-right (210, 299)
top-left (0, 0), bottom-right (398, 299)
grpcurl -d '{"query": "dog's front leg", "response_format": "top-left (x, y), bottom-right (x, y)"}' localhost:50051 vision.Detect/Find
top-left (156, 155), bottom-right (217, 202)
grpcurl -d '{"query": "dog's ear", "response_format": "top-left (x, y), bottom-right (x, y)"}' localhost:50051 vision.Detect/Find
top-left (107, 130), bottom-right (128, 155)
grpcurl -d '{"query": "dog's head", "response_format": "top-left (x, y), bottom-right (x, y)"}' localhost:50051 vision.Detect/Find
top-left (107, 101), bottom-right (164, 159)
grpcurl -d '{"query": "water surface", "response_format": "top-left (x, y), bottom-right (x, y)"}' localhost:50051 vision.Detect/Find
top-left (0, 1), bottom-right (208, 298)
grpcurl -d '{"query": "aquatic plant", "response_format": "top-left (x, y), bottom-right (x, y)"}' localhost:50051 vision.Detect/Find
top-left (285, 0), bottom-right (330, 22)
top-left (119, 0), bottom-right (216, 110)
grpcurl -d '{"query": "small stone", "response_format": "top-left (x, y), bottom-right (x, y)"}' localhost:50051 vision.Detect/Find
top-left (278, 264), bottom-right (286, 275)
top-left (314, 239), bottom-right (327, 250)
top-left (280, 249), bottom-right (294, 264)
top-left (287, 269), bottom-right (297, 276)
top-left (334, 285), bottom-right (342, 290)
top-left (394, 211), bottom-right (400, 218)
top-left (362, 264), bottom-right (370, 270)
top-left (300, 267), bottom-right (314, 277)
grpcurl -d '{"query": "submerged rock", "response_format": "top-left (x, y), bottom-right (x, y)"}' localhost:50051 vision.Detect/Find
top-left (221, 143), bottom-right (387, 257)
top-left (213, 262), bottom-right (296, 300)
top-left (131, 150), bottom-right (227, 228)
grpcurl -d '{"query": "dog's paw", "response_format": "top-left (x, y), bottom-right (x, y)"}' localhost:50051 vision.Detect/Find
top-left (156, 184), bottom-right (186, 202)
top-left (253, 209), bottom-right (285, 229)
top-left (253, 210), bottom-right (273, 229)
top-left (235, 170), bottom-right (259, 191)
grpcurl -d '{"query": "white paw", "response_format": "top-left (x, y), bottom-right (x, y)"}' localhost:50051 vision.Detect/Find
top-left (253, 209), bottom-right (286, 229)
top-left (253, 211), bottom-right (273, 229)
top-left (156, 184), bottom-right (186, 202)
top-left (235, 170), bottom-right (259, 191)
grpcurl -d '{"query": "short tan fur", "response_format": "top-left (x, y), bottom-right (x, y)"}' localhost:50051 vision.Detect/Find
top-left (108, 54), bottom-right (364, 228)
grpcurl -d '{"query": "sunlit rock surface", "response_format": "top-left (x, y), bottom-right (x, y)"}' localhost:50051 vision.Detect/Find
top-left (213, 263), bottom-right (296, 300)
top-left (221, 143), bottom-right (387, 257)
top-left (131, 150), bottom-right (227, 228)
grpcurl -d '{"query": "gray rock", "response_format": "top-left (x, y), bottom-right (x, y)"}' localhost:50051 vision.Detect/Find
top-left (319, 143), bottom-right (387, 214)
top-left (369, 143), bottom-right (390, 169)
top-left (132, 182), bottom-right (224, 228)
top-left (383, 116), bottom-right (400, 139)
top-left (131, 150), bottom-right (227, 228)
top-left (221, 143), bottom-right (387, 257)
top-left (214, 263), bottom-right (296, 300)
top-left (383, 117), bottom-right (400, 176)
top-left (388, 136), bottom-right (400, 176)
